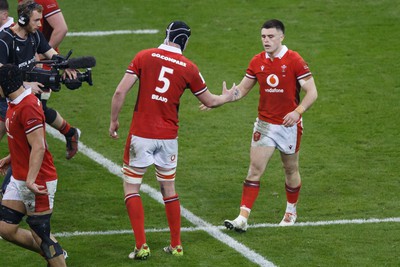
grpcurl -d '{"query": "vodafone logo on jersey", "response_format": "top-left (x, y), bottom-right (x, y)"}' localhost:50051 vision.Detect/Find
top-left (265, 74), bottom-right (284, 93)
top-left (266, 74), bottom-right (279, 87)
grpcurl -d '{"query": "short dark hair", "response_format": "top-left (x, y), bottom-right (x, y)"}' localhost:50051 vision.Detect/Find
top-left (0, 64), bottom-right (23, 97)
top-left (262, 19), bottom-right (285, 34)
top-left (0, 0), bottom-right (9, 11)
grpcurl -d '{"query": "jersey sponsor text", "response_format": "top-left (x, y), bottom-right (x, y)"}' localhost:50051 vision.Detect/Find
top-left (264, 88), bottom-right (284, 93)
top-left (151, 53), bottom-right (186, 67)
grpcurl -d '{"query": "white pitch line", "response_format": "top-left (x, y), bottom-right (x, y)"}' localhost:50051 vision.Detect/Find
top-left (54, 217), bottom-right (400, 238)
top-left (66, 29), bottom-right (159, 37)
top-left (257, 217), bottom-right (400, 227)
top-left (46, 126), bottom-right (276, 267)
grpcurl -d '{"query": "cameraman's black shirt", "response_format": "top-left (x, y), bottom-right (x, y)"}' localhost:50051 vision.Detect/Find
top-left (0, 27), bottom-right (51, 72)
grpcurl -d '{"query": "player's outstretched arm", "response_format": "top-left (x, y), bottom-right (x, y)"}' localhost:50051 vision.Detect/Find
top-left (199, 76), bottom-right (256, 110)
top-left (109, 73), bottom-right (138, 139)
top-left (197, 81), bottom-right (236, 109)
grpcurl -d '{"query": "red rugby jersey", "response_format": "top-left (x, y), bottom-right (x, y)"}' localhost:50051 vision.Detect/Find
top-left (126, 44), bottom-right (207, 139)
top-left (6, 90), bottom-right (57, 182)
top-left (246, 46), bottom-right (312, 124)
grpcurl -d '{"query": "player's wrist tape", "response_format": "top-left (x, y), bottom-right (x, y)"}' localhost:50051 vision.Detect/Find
top-left (295, 104), bottom-right (305, 115)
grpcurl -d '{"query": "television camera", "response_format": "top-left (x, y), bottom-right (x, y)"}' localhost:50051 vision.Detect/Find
top-left (24, 50), bottom-right (96, 92)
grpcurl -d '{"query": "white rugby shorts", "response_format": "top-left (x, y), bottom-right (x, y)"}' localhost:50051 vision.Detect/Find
top-left (251, 118), bottom-right (303, 154)
top-left (125, 135), bottom-right (178, 168)
top-left (2, 176), bottom-right (57, 213)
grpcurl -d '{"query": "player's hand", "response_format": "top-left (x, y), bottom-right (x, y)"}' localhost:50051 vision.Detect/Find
top-left (199, 81), bottom-right (236, 111)
top-left (0, 155), bottom-right (11, 176)
top-left (283, 110), bottom-right (301, 127)
top-left (199, 103), bottom-right (211, 111)
top-left (223, 81), bottom-right (237, 102)
top-left (109, 121), bottom-right (119, 139)
top-left (26, 182), bottom-right (48, 195)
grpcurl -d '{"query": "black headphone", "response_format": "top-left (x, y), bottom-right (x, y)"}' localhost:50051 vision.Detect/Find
top-left (18, 2), bottom-right (39, 27)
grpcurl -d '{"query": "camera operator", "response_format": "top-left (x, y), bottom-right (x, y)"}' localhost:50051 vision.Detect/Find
top-left (18, 0), bottom-right (77, 156)
top-left (19, 0), bottom-right (68, 53)
top-left (0, 0), bottom-right (81, 161)
top-left (0, 1), bottom-right (13, 142)
top-left (0, 0), bottom-right (13, 145)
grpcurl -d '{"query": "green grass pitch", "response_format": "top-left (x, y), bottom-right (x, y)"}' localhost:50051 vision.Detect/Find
top-left (1, 0), bottom-right (399, 266)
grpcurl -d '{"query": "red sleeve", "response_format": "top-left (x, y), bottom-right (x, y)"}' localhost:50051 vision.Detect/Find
top-left (127, 50), bottom-right (145, 76)
top-left (36, 0), bottom-right (61, 18)
top-left (245, 54), bottom-right (261, 79)
top-left (21, 99), bottom-right (45, 135)
top-left (292, 53), bottom-right (312, 80)
top-left (187, 64), bottom-right (207, 96)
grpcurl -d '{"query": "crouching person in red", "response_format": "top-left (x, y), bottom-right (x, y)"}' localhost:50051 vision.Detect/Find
top-left (0, 64), bottom-right (66, 267)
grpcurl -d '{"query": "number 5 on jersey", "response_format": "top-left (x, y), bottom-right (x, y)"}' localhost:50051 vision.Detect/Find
top-left (156, 66), bottom-right (174, 93)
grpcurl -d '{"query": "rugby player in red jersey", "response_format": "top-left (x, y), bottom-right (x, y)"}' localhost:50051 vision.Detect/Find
top-left (222, 19), bottom-right (318, 231)
top-left (110, 21), bottom-right (235, 259)
top-left (0, 64), bottom-right (66, 266)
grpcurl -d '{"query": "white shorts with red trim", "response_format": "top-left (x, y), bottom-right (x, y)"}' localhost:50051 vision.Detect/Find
top-left (251, 118), bottom-right (303, 154)
top-left (3, 176), bottom-right (57, 213)
top-left (124, 135), bottom-right (178, 169)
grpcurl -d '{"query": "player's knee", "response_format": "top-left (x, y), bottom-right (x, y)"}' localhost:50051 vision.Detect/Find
top-left (282, 162), bottom-right (299, 176)
top-left (248, 161), bottom-right (267, 179)
top-left (44, 107), bottom-right (57, 124)
top-left (26, 214), bottom-right (63, 260)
